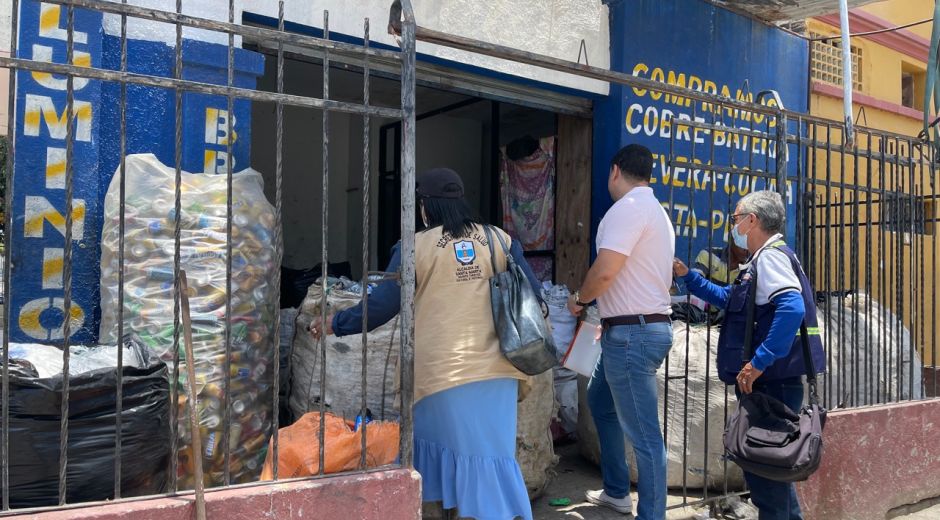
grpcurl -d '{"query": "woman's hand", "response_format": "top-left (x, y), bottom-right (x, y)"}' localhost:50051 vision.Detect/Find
top-left (567, 295), bottom-right (584, 317)
top-left (308, 315), bottom-right (334, 341)
top-left (672, 258), bottom-right (689, 277)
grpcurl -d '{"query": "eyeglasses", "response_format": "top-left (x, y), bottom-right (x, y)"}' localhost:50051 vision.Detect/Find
top-left (729, 213), bottom-right (751, 225)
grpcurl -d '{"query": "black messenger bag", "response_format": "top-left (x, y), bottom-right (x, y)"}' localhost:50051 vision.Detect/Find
top-left (723, 254), bottom-right (827, 482)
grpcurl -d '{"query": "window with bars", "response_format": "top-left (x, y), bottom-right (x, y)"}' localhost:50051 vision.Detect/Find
top-left (810, 32), bottom-right (863, 91)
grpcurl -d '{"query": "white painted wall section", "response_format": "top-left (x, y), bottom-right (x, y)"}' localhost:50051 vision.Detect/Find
top-left (91, 0), bottom-right (609, 96)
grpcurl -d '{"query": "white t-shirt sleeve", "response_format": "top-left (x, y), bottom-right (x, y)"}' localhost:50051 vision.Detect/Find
top-left (597, 200), bottom-right (644, 257)
top-left (755, 249), bottom-right (801, 305)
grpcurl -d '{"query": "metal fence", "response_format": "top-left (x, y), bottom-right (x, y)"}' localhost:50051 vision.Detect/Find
top-left (0, 0), bottom-right (416, 513)
top-left (0, 0), bottom-right (937, 517)
top-left (403, 17), bottom-right (940, 514)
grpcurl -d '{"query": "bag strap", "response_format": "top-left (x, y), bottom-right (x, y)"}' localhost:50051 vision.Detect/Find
top-left (483, 225), bottom-right (500, 274)
top-left (742, 258), bottom-right (759, 363)
top-left (484, 225), bottom-right (514, 270)
top-left (752, 243), bottom-right (821, 404)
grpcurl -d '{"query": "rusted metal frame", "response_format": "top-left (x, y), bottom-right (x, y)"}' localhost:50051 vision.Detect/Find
top-left (58, 2), bottom-right (77, 505)
top-left (222, 0), bottom-right (236, 486)
top-left (170, 0), bottom-right (183, 493)
top-left (357, 17), bottom-right (373, 470)
top-left (114, 0), bottom-right (128, 498)
top-left (789, 134), bottom-right (928, 168)
top-left (318, 10), bottom-right (331, 478)
top-left (396, 0), bottom-right (417, 469)
top-left (270, 0), bottom-right (286, 482)
top-left (41, 0), bottom-right (402, 62)
top-left (0, 57), bottom-right (403, 119)
top-left (1, 0), bottom-right (19, 509)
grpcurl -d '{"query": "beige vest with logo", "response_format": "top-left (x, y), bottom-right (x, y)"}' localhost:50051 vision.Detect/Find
top-left (413, 224), bottom-right (526, 403)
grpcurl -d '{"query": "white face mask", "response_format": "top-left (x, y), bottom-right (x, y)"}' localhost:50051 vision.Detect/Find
top-left (731, 217), bottom-right (749, 250)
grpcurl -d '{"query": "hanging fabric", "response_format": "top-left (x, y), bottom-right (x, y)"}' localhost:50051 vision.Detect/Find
top-left (499, 136), bottom-right (556, 253)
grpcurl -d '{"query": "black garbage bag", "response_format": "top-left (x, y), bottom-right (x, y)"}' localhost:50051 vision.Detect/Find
top-left (6, 335), bottom-right (170, 508)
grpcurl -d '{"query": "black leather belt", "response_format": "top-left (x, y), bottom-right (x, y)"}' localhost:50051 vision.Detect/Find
top-left (601, 314), bottom-right (671, 328)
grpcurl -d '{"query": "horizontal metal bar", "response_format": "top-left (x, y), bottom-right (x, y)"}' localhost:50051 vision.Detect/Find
top-left (788, 136), bottom-right (930, 167)
top-left (673, 118), bottom-right (775, 141)
top-left (399, 23), bottom-right (784, 118)
top-left (667, 160), bottom-right (779, 180)
top-left (43, 0), bottom-right (402, 61)
top-left (0, 57), bottom-right (403, 119)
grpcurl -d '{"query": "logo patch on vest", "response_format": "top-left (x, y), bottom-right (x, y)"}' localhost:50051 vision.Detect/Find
top-left (454, 241), bottom-right (476, 265)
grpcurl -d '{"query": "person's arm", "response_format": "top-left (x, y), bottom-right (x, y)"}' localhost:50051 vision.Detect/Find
top-left (509, 239), bottom-right (543, 299)
top-left (573, 249), bottom-right (626, 305)
top-left (681, 269), bottom-right (732, 308)
top-left (750, 290), bottom-right (805, 372)
top-left (331, 243), bottom-right (402, 337)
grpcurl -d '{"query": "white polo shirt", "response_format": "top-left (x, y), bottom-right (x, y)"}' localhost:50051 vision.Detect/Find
top-left (595, 186), bottom-right (675, 318)
top-left (739, 233), bottom-right (802, 305)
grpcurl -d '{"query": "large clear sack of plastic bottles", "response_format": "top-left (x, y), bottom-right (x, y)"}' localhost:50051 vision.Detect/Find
top-left (99, 153), bottom-right (278, 488)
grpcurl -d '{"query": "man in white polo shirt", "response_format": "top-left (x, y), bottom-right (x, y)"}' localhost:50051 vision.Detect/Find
top-left (568, 144), bottom-right (675, 519)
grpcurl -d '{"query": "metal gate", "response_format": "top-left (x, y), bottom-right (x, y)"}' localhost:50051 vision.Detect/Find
top-left (0, 0), bottom-right (938, 516)
top-left (401, 13), bottom-right (939, 515)
top-left (0, 0), bottom-right (416, 513)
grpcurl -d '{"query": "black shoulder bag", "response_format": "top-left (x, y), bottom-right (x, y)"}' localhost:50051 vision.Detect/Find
top-left (723, 252), bottom-right (827, 482)
top-left (483, 226), bottom-right (556, 376)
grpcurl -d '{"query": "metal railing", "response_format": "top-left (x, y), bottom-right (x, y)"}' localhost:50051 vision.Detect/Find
top-left (0, 0), bottom-right (416, 513)
top-left (0, 0), bottom-right (936, 516)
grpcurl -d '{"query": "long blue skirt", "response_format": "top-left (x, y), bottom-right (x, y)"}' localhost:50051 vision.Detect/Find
top-left (414, 378), bottom-right (533, 520)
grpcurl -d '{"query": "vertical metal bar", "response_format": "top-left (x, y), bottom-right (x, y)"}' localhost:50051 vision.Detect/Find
top-left (865, 132), bottom-right (874, 406)
top-left (170, 0), bottom-right (183, 492)
top-left (851, 130), bottom-right (860, 407)
top-left (359, 18), bottom-right (372, 470)
top-left (810, 123), bottom-right (818, 287)
top-left (398, 0), bottom-right (418, 468)
top-left (908, 138), bottom-right (917, 401)
top-left (271, 0), bottom-right (286, 482)
top-left (796, 117), bottom-right (805, 264)
top-left (838, 126), bottom-right (846, 407)
top-left (114, 0), bottom-right (129, 499)
top-left (895, 137), bottom-right (903, 402)
top-left (824, 123), bottom-right (833, 407)
top-left (318, 10), bottom-right (330, 476)
top-left (222, 0), bottom-right (236, 486)
top-left (878, 136), bottom-right (887, 404)
top-left (702, 102), bottom-right (719, 502)
top-left (928, 141), bottom-right (940, 397)
top-left (662, 107), bottom-right (676, 457)
top-left (681, 101), bottom-right (699, 502)
top-left (2, 0), bottom-right (21, 511)
top-left (59, 2), bottom-right (77, 505)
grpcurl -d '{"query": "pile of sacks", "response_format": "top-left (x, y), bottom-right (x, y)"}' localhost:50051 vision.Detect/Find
top-left (290, 279), bottom-right (557, 497)
top-left (577, 291), bottom-right (924, 492)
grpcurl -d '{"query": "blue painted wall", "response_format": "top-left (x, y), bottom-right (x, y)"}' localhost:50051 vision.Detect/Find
top-left (10, 1), bottom-right (264, 344)
top-left (593, 0), bottom-right (809, 265)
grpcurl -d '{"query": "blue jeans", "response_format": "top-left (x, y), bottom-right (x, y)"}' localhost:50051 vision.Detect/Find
top-left (736, 378), bottom-right (805, 520)
top-left (587, 321), bottom-right (672, 520)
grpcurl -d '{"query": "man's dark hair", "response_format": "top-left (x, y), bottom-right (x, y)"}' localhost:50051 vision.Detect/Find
top-left (610, 144), bottom-right (654, 182)
top-left (420, 196), bottom-right (481, 238)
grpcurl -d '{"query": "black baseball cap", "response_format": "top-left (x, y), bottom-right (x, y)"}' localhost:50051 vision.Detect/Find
top-left (416, 168), bottom-right (465, 199)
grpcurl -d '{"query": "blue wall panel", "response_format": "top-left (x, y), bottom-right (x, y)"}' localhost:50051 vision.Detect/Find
top-left (593, 0), bottom-right (809, 266)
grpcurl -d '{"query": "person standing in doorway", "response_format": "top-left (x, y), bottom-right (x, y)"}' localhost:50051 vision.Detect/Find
top-left (568, 144), bottom-right (675, 519)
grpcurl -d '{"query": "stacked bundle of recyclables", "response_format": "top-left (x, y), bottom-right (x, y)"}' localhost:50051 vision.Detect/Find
top-left (99, 154), bottom-right (278, 488)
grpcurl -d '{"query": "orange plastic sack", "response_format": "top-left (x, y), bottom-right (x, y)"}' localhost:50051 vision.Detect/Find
top-left (260, 412), bottom-right (399, 480)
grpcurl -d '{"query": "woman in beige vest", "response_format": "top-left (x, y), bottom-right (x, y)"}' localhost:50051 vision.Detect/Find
top-left (311, 168), bottom-right (542, 520)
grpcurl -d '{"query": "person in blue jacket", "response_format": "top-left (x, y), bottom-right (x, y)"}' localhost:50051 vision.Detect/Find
top-left (673, 190), bottom-right (825, 520)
